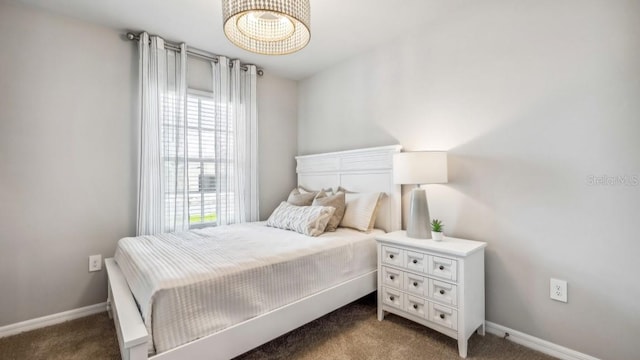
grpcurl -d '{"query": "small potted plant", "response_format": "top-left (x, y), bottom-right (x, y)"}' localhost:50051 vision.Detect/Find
top-left (431, 219), bottom-right (444, 241)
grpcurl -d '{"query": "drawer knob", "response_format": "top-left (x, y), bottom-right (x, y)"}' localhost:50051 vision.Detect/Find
top-left (390, 296), bottom-right (395, 301)
top-left (389, 254), bottom-right (395, 259)
top-left (412, 259), bottom-right (418, 264)
top-left (413, 281), bottom-right (418, 287)
top-left (440, 314), bottom-right (446, 319)
top-left (439, 289), bottom-right (445, 295)
top-left (439, 265), bottom-right (445, 270)
top-left (390, 275), bottom-right (395, 280)
top-left (413, 304), bottom-right (418, 310)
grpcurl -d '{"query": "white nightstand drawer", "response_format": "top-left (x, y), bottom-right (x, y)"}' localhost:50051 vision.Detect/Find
top-left (381, 246), bottom-right (404, 267)
top-left (430, 256), bottom-right (457, 281)
top-left (429, 279), bottom-right (458, 306)
top-left (405, 250), bottom-right (425, 272)
top-left (404, 272), bottom-right (426, 296)
top-left (382, 286), bottom-right (404, 310)
top-left (382, 266), bottom-right (403, 289)
top-left (430, 303), bottom-right (458, 330)
top-left (405, 295), bottom-right (427, 318)
top-left (377, 231), bottom-right (486, 359)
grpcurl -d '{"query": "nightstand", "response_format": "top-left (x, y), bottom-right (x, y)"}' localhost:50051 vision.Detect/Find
top-left (376, 230), bottom-right (487, 358)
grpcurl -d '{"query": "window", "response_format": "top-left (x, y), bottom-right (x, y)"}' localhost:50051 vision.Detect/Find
top-left (187, 89), bottom-right (217, 227)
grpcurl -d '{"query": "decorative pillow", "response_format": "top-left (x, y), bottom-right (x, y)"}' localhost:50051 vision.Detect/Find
top-left (321, 187), bottom-right (334, 196)
top-left (266, 202), bottom-right (336, 236)
top-left (300, 186), bottom-right (333, 195)
top-left (287, 188), bottom-right (317, 206)
top-left (363, 193), bottom-right (384, 230)
top-left (312, 190), bottom-right (346, 232)
top-left (339, 190), bottom-right (383, 232)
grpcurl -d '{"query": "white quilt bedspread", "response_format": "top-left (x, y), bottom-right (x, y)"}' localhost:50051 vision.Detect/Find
top-left (114, 222), bottom-right (380, 354)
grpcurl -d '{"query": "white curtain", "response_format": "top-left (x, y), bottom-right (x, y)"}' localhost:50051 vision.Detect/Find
top-left (213, 57), bottom-right (259, 225)
top-left (136, 33), bottom-right (189, 235)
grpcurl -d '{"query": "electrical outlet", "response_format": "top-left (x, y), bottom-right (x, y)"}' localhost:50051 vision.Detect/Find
top-left (89, 254), bottom-right (102, 272)
top-left (550, 278), bottom-right (567, 302)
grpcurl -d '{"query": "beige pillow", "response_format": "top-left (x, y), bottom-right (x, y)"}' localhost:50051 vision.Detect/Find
top-left (287, 188), bottom-right (317, 206)
top-left (339, 190), bottom-right (383, 232)
top-left (321, 187), bottom-right (334, 196)
top-left (300, 186), bottom-right (333, 195)
top-left (312, 191), bottom-right (346, 232)
top-left (266, 202), bottom-right (336, 236)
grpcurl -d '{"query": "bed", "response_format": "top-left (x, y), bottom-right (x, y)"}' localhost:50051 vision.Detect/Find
top-left (105, 145), bottom-right (402, 360)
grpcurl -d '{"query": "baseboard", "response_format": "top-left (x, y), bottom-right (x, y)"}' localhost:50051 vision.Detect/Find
top-left (0, 302), bottom-right (107, 339)
top-left (485, 321), bottom-right (600, 360)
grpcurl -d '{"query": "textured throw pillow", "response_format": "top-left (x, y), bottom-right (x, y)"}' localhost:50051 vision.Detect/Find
top-left (287, 188), bottom-right (317, 206)
top-left (339, 190), bottom-right (383, 232)
top-left (312, 190), bottom-right (346, 232)
top-left (266, 202), bottom-right (336, 236)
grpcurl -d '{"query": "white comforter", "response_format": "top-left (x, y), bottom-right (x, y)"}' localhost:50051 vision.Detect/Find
top-left (114, 222), bottom-right (380, 354)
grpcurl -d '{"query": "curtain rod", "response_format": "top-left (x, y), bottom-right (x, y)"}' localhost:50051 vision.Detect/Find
top-left (126, 32), bottom-right (264, 76)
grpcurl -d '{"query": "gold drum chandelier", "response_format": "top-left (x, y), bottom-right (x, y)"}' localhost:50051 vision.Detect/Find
top-left (222, 0), bottom-right (311, 55)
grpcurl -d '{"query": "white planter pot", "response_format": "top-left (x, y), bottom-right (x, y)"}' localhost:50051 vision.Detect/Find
top-left (431, 231), bottom-right (444, 241)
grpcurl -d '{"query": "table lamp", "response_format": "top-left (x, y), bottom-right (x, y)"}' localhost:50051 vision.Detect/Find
top-left (393, 151), bottom-right (448, 239)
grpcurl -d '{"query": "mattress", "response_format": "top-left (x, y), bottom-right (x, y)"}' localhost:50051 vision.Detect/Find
top-left (114, 222), bottom-right (381, 354)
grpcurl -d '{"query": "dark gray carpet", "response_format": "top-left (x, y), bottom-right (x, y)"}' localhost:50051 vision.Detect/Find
top-left (0, 295), bottom-right (555, 359)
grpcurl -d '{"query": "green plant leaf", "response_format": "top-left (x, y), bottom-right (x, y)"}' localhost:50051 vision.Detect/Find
top-left (431, 218), bottom-right (444, 232)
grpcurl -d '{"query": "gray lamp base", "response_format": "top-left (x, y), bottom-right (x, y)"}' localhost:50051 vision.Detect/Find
top-left (407, 188), bottom-right (431, 239)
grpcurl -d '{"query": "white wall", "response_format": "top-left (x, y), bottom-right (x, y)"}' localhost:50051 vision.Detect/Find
top-left (0, 3), bottom-right (298, 326)
top-left (298, 1), bottom-right (640, 359)
top-left (257, 73), bottom-right (298, 219)
top-left (0, 3), bottom-right (137, 326)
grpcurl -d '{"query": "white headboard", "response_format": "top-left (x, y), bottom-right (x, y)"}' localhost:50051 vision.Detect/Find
top-left (295, 145), bottom-right (402, 233)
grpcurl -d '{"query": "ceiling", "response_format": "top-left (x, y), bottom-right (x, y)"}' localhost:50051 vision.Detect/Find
top-left (8, 0), bottom-right (462, 80)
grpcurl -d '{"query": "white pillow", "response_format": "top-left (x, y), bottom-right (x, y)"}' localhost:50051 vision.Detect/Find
top-left (266, 202), bottom-right (336, 236)
top-left (339, 192), bottom-right (383, 232)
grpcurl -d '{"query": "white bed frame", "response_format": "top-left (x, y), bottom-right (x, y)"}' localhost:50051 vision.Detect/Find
top-left (105, 145), bottom-right (402, 360)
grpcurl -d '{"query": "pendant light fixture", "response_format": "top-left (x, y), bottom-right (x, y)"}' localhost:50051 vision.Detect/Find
top-left (222, 0), bottom-right (311, 55)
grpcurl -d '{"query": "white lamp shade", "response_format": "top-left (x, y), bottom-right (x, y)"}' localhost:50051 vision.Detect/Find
top-left (393, 151), bottom-right (448, 185)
